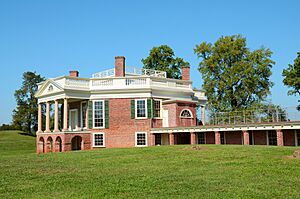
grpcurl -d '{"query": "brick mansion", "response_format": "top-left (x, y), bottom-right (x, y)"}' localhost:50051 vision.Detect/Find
top-left (35, 56), bottom-right (300, 153)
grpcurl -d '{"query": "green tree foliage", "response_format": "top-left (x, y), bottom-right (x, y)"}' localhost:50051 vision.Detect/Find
top-left (13, 71), bottom-right (45, 134)
top-left (194, 35), bottom-right (275, 112)
top-left (282, 52), bottom-right (300, 110)
top-left (142, 45), bottom-right (189, 79)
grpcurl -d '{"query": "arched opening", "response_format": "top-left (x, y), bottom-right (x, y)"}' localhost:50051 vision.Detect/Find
top-left (180, 109), bottom-right (193, 127)
top-left (55, 136), bottom-right (62, 152)
top-left (46, 137), bottom-right (53, 152)
top-left (39, 137), bottom-right (45, 153)
top-left (71, 136), bottom-right (82, 151)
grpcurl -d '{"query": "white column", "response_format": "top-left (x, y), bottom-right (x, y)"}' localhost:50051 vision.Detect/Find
top-left (201, 105), bottom-right (205, 125)
top-left (45, 101), bottom-right (51, 133)
top-left (63, 98), bottom-right (68, 131)
top-left (54, 100), bottom-right (60, 132)
top-left (37, 103), bottom-right (42, 133)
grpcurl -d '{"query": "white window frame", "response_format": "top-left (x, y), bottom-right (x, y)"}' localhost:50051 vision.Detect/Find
top-left (93, 100), bottom-right (105, 129)
top-left (180, 109), bottom-right (193, 118)
top-left (93, 132), bottom-right (105, 147)
top-left (135, 99), bottom-right (147, 119)
top-left (135, 132), bottom-right (148, 147)
top-left (153, 99), bottom-right (162, 119)
top-left (80, 101), bottom-right (88, 130)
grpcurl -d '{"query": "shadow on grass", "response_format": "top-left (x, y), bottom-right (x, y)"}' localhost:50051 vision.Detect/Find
top-left (18, 132), bottom-right (36, 137)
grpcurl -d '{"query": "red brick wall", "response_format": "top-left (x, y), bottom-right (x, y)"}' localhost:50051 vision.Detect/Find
top-left (91, 98), bottom-right (151, 148)
top-left (205, 132), bottom-right (215, 144)
top-left (283, 130), bottom-right (296, 146)
top-left (182, 66), bottom-right (190, 80)
top-left (36, 132), bottom-right (92, 154)
top-left (253, 131), bottom-right (267, 145)
top-left (163, 102), bottom-right (196, 127)
top-left (115, 56), bottom-right (125, 77)
top-left (152, 119), bottom-right (162, 128)
top-left (225, 131), bottom-right (242, 144)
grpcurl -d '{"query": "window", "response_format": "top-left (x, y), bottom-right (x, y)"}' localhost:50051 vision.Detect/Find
top-left (180, 109), bottom-right (192, 118)
top-left (268, 131), bottom-right (277, 146)
top-left (135, 99), bottom-right (147, 118)
top-left (93, 101), bottom-right (104, 128)
top-left (93, 133), bottom-right (105, 147)
top-left (81, 102), bottom-right (87, 129)
top-left (135, 132), bottom-right (147, 146)
top-left (154, 99), bottom-right (162, 118)
top-left (198, 133), bottom-right (205, 144)
top-left (48, 85), bottom-right (53, 92)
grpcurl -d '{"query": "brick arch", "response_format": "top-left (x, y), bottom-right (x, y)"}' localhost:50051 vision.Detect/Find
top-left (38, 137), bottom-right (45, 154)
top-left (71, 136), bottom-right (82, 151)
top-left (55, 136), bottom-right (62, 152)
top-left (46, 136), bottom-right (53, 153)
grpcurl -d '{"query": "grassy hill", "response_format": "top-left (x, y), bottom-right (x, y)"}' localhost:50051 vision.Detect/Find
top-left (0, 131), bottom-right (300, 198)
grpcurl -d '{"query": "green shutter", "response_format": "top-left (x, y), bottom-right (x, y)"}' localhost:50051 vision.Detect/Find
top-left (147, 99), bottom-right (153, 118)
top-left (105, 100), bottom-right (109, 129)
top-left (88, 101), bottom-right (93, 129)
top-left (131, 100), bottom-right (135, 119)
top-left (152, 99), bottom-right (157, 118)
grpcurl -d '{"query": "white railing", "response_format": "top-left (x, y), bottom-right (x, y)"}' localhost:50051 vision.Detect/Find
top-left (65, 78), bottom-right (89, 88)
top-left (92, 79), bottom-right (113, 86)
top-left (92, 66), bottom-right (167, 78)
top-left (92, 68), bottom-right (115, 78)
top-left (126, 66), bottom-right (166, 78)
top-left (62, 76), bottom-right (191, 90)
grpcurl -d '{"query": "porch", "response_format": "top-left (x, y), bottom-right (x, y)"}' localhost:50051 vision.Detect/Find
top-left (150, 121), bottom-right (300, 147)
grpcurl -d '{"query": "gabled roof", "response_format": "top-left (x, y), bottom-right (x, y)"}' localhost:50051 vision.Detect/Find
top-left (35, 79), bottom-right (64, 98)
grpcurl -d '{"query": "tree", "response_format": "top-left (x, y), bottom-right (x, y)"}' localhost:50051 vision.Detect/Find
top-left (142, 45), bottom-right (189, 79)
top-left (194, 35), bottom-right (275, 113)
top-left (282, 52), bottom-right (300, 110)
top-left (13, 71), bottom-right (45, 134)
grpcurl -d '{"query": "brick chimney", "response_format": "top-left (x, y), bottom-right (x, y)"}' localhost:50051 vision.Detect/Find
top-left (115, 56), bottom-right (125, 77)
top-left (69, 71), bottom-right (79, 77)
top-left (182, 65), bottom-right (190, 80)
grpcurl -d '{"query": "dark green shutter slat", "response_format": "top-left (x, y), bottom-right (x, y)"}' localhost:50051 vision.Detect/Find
top-left (88, 101), bottom-right (93, 129)
top-left (105, 100), bottom-right (109, 129)
top-left (152, 99), bottom-right (157, 118)
top-left (147, 99), bottom-right (153, 118)
top-left (131, 100), bottom-right (135, 119)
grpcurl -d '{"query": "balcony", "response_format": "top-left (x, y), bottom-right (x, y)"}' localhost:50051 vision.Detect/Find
top-left (58, 76), bottom-right (192, 92)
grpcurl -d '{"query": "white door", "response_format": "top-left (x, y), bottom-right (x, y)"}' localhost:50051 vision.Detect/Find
top-left (69, 110), bottom-right (78, 131)
top-left (162, 109), bottom-right (169, 127)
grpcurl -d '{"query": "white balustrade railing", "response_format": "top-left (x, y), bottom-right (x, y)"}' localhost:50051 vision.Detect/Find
top-left (62, 76), bottom-right (191, 90)
top-left (92, 79), bottom-right (113, 86)
top-left (65, 78), bottom-right (89, 88)
top-left (92, 68), bottom-right (115, 78)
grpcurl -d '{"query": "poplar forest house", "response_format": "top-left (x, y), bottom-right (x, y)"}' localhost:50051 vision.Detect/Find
top-left (35, 56), bottom-right (300, 153)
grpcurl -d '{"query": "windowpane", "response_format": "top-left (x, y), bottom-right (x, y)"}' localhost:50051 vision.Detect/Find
top-left (94, 101), bottom-right (104, 127)
top-left (136, 133), bottom-right (146, 146)
top-left (94, 133), bottom-right (104, 146)
top-left (154, 100), bottom-right (161, 118)
top-left (181, 110), bottom-right (192, 118)
top-left (136, 100), bottom-right (146, 118)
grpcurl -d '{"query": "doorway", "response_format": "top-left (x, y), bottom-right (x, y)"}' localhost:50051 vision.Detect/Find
top-left (69, 109), bottom-right (78, 131)
top-left (71, 136), bottom-right (82, 150)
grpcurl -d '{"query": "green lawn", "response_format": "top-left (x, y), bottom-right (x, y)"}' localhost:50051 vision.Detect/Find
top-left (0, 131), bottom-right (300, 199)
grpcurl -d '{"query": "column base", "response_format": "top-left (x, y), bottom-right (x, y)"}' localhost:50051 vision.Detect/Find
top-left (62, 129), bottom-right (69, 132)
top-left (44, 130), bottom-right (51, 133)
top-left (53, 129), bottom-right (61, 132)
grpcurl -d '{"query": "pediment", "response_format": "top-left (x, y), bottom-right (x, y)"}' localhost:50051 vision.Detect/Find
top-left (35, 79), bottom-right (64, 98)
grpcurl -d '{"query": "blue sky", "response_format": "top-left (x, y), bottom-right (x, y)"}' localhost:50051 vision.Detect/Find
top-left (0, 0), bottom-right (299, 124)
